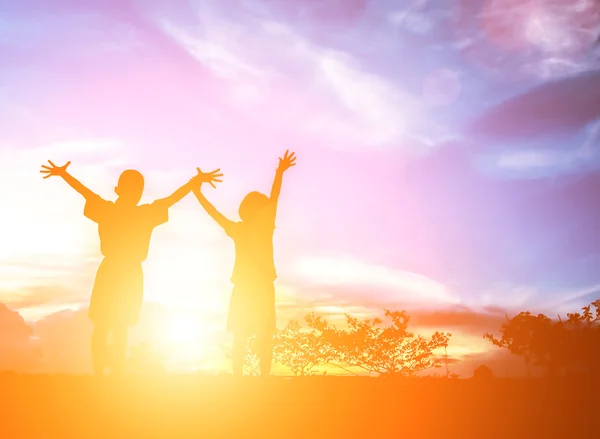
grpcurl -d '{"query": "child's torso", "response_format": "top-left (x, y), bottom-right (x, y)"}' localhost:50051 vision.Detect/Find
top-left (97, 204), bottom-right (157, 262)
top-left (231, 220), bottom-right (276, 285)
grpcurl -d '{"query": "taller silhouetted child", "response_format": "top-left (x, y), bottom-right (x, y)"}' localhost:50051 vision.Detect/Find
top-left (40, 160), bottom-right (222, 376)
top-left (192, 150), bottom-right (296, 377)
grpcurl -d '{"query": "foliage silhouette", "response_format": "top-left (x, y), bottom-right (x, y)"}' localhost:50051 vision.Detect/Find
top-left (236, 310), bottom-right (451, 377)
top-left (472, 364), bottom-right (494, 380)
top-left (272, 317), bottom-right (335, 376)
top-left (484, 299), bottom-right (600, 377)
top-left (322, 310), bottom-right (451, 377)
top-left (222, 336), bottom-right (261, 377)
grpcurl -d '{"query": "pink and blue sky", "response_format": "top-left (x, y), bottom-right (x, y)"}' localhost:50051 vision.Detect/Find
top-left (1, 0), bottom-right (600, 375)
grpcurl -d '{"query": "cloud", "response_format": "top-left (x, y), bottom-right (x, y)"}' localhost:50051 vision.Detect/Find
top-left (289, 255), bottom-right (460, 306)
top-left (484, 119), bottom-right (600, 177)
top-left (33, 307), bottom-right (92, 374)
top-left (0, 303), bottom-right (33, 342)
top-left (0, 304), bottom-right (39, 371)
top-left (409, 305), bottom-right (507, 336)
top-left (157, 4), bottom-right (453, 149)
top-left (160, 20), bottom-right (264, 81)
top-left (495, 149), bottom-right (571, 170)
top-left (453, 0), bottom-right (599, 82)
top-left (470, 69), bottom-right (600, 143)
top-left (316, 51), bottom-right (411, 145)
top-left (538, 283), bottom-right (600, 314)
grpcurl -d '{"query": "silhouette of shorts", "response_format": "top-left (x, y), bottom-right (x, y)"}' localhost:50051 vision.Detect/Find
top-left (227, 282), bottom-right (276, 336)
top-left (89, 258), bottom-right (144, 328)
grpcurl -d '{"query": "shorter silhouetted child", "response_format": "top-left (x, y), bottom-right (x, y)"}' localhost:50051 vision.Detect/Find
top-left (40, 160), bottom-right (222, 376)
top-left (192, 150), bottom-right (296, 377)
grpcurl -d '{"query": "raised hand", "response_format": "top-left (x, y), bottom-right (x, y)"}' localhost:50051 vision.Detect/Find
top-left (195, 167), bottom-right (224, 189)
top-left (277, 150), bottom-right (296, 173)
top-left (40, 160), bottom-right (71, 179)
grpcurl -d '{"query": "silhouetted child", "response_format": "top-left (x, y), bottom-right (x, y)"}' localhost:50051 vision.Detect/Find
top-left (192, 150), bottom-right (296, 378)
top-left (40, 160), bottom-right (222, 376)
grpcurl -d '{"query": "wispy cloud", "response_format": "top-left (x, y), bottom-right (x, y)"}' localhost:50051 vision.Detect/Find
top-left (291, 255), bottom-right (460, 306)
top-left (160, 20), bottom-right (264, 81)
top-left (159, 8), bottom-right (453, 149)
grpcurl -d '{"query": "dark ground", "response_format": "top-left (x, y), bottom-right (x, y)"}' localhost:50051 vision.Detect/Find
top-left (1, 373), bottom-right (598, 438)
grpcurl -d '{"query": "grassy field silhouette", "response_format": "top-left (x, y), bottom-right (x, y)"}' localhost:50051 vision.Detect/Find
top-left (2, 373), bottom-right (598, 438)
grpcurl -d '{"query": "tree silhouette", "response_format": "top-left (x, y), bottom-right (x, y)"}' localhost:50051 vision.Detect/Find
top-left (472, 364), bottom-right (494, 380)
top-left (221, 310), bottom-right (450, 377)
top-left (484, 300), bottom-right (600, 377)
top-left (222, 337), bottom-right (261, 376)
top-left (484, 312), bottom-right (541, 377)
top-left (323, 310), bottom-right (451, 377)
top-left (272, 316), bottom-right (335, 376)
top-left (563, 300), bottom-right (600, 375)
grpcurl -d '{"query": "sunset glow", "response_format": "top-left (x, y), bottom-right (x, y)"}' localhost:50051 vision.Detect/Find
top-left (2, 0), bottom-right (600, 379)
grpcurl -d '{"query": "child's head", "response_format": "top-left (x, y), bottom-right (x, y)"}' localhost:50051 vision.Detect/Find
top-left (115, 170), bottom-right (145, 205)
top-left (239, 191), bottom-right (270, 221)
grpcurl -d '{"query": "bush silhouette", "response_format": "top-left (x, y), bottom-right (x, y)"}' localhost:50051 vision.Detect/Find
top-left (472, 364), bottom-right (494, 380)
top-left (323, 310), bottom-right (451, 376)
top-left (235, 310), bottom-right (452, 377)
top-left (484, 299), bottom-right (600, 377)
top-left (274, 314), bottom-right (344, 376)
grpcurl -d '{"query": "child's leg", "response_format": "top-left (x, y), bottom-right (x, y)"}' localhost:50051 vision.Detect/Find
top-left (257, 331), bottom-right (273, 378)
top-left (232, 332), bottom-right (246, 377)
top-left (91, 323), bottom-right (109, 376)
top-left (110, 325), bottom-right (128, 377)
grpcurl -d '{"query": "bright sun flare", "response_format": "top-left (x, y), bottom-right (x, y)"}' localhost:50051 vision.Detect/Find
top-left (168, 316), bottom-right (201, 345)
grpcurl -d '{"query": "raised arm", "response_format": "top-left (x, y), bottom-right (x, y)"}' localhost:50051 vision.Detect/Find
top-left (40, 161), bottom-right (99, 200)
top-left (268, 150), bottom-right (296, 215)
top-left (154, 179), bottom-right (194, 209)
top-left (192, 181), bottom-right (235, 231)
top-left (155, 168), bottom-right (223, 209)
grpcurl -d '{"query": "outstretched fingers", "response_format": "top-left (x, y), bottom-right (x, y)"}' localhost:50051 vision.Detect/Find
top-left (209, 175), bottom-right (223, 189)
top-left (279, 150), bottom-right (296, 170)
top-left (281, 150), bottom-right (296, 161)
top-left (44, 160), bottom-right (71, 170)
top-left (196, 167), bottom-right (224, 188)
top-left (40, 164), bottom-right (54, 179)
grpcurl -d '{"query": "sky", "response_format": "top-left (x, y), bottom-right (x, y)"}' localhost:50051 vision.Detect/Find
top-left (2, 0), bottom-right (600, 375)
